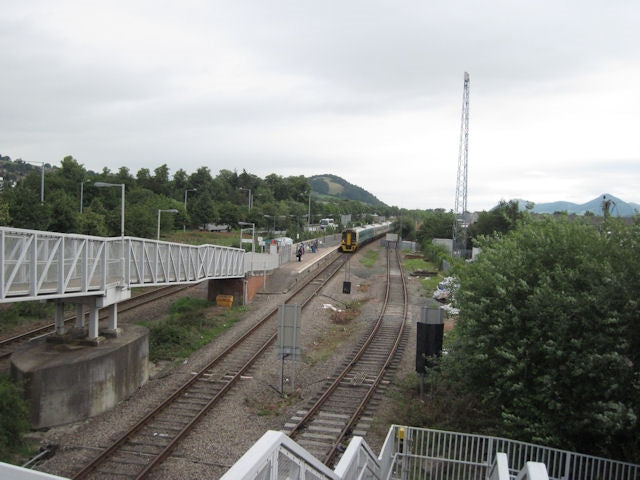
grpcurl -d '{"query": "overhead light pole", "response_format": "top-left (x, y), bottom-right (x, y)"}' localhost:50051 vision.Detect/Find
top-left (183, 188), bottom-right (197, 232)
top-left (94, 182), bottom-right (125, 237)
top-left (25, 160), bottom-right (45, 204)
top-left (238, 221), bottom-right (255, 253)
top-left (157, 209), bottom-right (179, 240)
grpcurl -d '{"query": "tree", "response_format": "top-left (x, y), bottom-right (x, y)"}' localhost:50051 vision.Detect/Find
top-left (445, 216), bottom-right (639, 461)
top-left (467, 199), bottom-right (524, 241)
top-left (416, 209), bottom-right (454, 245)
top-left (0, 376), bottom-right (30, 461)
top-left (396, 215), bottom-right (417, 240)
top-left (3, 178), bottom-right (49, 230)
top-left (0, 199), bottom-right (10, 225)
top-left (47, 190), bottom-right (79, 233)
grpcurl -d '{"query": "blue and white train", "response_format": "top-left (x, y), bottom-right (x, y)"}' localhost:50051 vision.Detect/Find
top-left (340, 222), bottom-right (392, 253)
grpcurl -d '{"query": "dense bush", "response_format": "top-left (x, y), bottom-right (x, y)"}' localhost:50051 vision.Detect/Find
top-left (443, 216), bottom-right (640, 462)
top-left (0, 376), bottom-right (30, 461)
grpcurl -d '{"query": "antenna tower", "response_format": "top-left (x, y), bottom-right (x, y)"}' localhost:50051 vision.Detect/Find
top-left (453, 72), bottom-right (470, 257)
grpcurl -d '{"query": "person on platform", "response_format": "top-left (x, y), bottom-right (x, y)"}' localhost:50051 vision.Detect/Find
top-left (296, 245), bottom-right (303, 262)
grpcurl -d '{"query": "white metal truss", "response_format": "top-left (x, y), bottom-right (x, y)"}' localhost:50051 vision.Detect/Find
top-left (0, 227), bottom-right (245, 303)
top-left (453, 71), bottom-right (470, 257)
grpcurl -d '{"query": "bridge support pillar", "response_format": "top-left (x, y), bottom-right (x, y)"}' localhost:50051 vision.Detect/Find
top-left (76, 304), bottom-right (85, 328)
top-left (55, 303), bottom-right (65, 336)
top-left (88, 300), bottom-right (100, 341)
top-left (101, 304), bottom-right (121, 337)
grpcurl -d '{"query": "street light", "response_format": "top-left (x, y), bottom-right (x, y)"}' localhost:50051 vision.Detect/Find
top-left (94, 182), bottom-right (125, 237)
top-left (183, 188), bottom-right (197, 232)
top-left (238, 221), bottom-right (255, 253)
top-left (157, 209), bottom-right (179, 240)
top-left (239, 187), bottom-right (252, 211)
top-left (25, 160), bottom-right (45, 204)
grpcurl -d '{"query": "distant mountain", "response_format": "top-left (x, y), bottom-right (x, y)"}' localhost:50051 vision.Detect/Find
top-left (309, 174), bottom-right (387, 207)
top-left (513, 194), bottom-right (638, 217)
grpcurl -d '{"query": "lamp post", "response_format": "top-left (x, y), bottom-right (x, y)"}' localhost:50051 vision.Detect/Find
top-left (157, 209), bottom-right (179, 240)
top-left (239, 187), bottom-right (252, 211)
top-left (238, 221), bottom-right (255, 253)
top-left (183, 188), bottom-right (197, 232)
top-left (94, 182), bottom-right (125, 237)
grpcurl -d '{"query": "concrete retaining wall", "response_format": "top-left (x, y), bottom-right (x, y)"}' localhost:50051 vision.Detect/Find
top-left (11, 324), bottom-right (149, 429)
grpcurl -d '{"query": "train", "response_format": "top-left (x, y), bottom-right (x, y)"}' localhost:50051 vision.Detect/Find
top-left (340, 222), bottom-right (393, 253)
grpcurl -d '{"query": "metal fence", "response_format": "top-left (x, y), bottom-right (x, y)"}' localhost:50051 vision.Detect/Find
top-left (380, 426), bottom-right (639, 480)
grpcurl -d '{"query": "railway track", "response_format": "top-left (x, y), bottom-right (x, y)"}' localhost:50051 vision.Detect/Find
top-left (284, 243), bottom-right (407, 467)
top-left (0, 285), bottom-right (192, 366)
top-left (71, 251), bottom-right (347, 479)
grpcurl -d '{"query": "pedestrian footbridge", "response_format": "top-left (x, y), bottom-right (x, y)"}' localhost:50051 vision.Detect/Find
top-left (0, 226), bottom-right (247, 340)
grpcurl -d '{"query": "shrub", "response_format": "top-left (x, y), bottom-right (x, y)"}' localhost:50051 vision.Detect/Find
top-left (0, 376), bottom-right (30, 461)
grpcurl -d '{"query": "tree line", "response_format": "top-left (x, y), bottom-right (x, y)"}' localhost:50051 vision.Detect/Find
top-left (0, 156), bottom-right (405, 239)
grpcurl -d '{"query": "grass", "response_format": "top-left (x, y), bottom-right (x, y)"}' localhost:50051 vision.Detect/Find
top-left (402, 254), bottom-right (445, 297)
top-left (139, 296), bottom-right (248, 362)
top-left (164, 229), bottom-right (238, 247)
top-left (360, 249), bottom-right (378, 267)
top-left (0, 302), bottom-right (55, 335)
top-left (402, 257), bottom-right (438, 273)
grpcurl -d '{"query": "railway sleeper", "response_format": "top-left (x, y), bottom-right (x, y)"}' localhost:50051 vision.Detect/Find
top-left (307, 424), bottom-right (343, 435)
top-left (112, 448), bottom-right (160, 462)
top-left (299, 432), bottom-right (339, 442)
top-left (127, 437), bottom-right (171, 450)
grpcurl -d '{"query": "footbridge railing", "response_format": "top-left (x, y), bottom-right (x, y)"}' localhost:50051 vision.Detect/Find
top-left (0, 227), bottom-right (245, 303)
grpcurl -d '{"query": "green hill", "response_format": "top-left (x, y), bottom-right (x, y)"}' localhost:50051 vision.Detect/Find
top-left (309, 174), bottom-right (386, 207)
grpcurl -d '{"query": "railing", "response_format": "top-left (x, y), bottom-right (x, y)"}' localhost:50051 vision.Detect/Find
top-left (219, 431), bottom-right (339, 480)
top-left (0, 227), bottom-right (245, 302)
top-left (488, 453), bottom-right (510, 480)
top-left (380, 426), bottom-right (639, 480)
top-left (334, 436), bottom-right (382, 480)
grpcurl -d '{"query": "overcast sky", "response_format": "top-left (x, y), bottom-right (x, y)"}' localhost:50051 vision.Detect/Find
top-left (1, 1), bottom-right (638, 211)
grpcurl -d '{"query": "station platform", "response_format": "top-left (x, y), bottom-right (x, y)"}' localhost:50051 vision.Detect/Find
top-left (261, 236), bottom-right (341, 294)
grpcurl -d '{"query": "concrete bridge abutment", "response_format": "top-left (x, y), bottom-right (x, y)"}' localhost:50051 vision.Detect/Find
top-left (11, 324), bottom-right (149, 429)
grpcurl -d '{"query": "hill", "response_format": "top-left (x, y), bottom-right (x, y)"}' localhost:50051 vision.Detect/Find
top-left (513, 194), bottom-right (639, 217)
top-left (309, 174), bottom-right (387, 207)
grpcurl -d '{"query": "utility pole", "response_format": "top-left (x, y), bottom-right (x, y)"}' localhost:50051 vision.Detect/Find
top-left (452, 72), bottom-right (470, 258)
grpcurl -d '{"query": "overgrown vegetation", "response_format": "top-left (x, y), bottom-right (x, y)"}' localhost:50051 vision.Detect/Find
top-left (140, 297), bottom-right (247, 362)
top-left (359, 249), bottom-right (378, 267)
top-left (402, 255), bottom-right (444, 297)
top-left (0, 302), bottom-right (54, 335)
top-left (0, 375), bottom-right (31, 462)
top-left (401, 215), bottom-right (640, 463)
top-left (307, 300), bottom-right (363, 365)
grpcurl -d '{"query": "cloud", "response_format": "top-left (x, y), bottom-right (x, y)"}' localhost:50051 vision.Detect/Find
top-left (1, 0), bottom-right (639, 211)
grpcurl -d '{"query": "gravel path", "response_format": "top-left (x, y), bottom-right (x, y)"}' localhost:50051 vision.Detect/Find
top-left (33, 245), bottom-right (425, 479)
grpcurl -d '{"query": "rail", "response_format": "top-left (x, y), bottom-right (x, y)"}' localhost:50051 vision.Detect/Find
top-left (0, 227), bottom-right (245, 302)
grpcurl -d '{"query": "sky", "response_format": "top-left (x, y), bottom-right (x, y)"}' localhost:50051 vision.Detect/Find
top-left (1, 1), bottom-right (639, 211)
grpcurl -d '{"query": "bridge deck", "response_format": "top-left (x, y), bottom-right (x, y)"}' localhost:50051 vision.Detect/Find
top-left (0, 227), bottom-right (246, 303)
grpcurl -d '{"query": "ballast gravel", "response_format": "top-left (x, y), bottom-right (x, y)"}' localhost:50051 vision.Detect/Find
top-left (33, 246), bottom-right (425, 479)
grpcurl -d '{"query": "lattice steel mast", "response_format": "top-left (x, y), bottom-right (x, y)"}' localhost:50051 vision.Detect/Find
top-left (453, 72), bottom-right (470, 257)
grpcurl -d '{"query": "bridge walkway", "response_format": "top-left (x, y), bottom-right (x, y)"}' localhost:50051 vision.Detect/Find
top-left (0, 227), bottom-right (245, 341)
